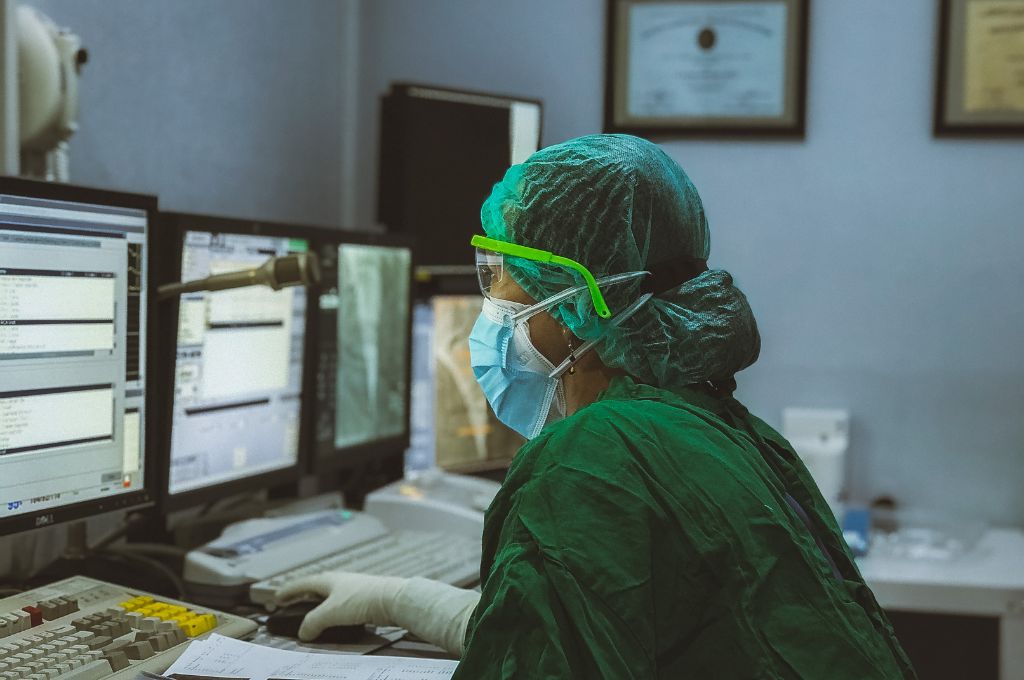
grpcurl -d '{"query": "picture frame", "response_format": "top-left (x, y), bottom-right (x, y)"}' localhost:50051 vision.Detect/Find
top-left (935, 0), bottom-right (1024, 136)
top-left (604, 0), bottom-right (809, 137)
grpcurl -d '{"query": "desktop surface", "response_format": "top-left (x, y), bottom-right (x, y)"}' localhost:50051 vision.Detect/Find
top-left (859, 527), bottom-right (1024, 680)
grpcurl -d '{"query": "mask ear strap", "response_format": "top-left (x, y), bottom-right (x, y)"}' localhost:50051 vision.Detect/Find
top-left (548, 293), bottom-right (653, 378)
top-left (510, 270), bottom-right (650, 324)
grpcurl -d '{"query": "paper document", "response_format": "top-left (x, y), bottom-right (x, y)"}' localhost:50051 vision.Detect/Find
top-left (164, 634), bottom-right (458, 680)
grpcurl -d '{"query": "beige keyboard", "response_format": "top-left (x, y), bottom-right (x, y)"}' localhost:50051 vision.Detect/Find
top-left (250, 530), bottom-right (481, 607)
top-left (0, 576), bottom-right (255, 680)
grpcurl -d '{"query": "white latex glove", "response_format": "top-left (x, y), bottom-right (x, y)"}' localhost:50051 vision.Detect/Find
top-left (276, 572), bottom-right (481, 656)
top-left (276, 572), bottom-right (406, 636)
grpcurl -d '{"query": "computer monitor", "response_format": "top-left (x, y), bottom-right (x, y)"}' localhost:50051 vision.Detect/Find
top-left (310, 232), bottom-right (413, 477)
top-left (157, 213), bottom-right (312, 511)
top-left (377, 83), bottom-right (542, 271)
top-left (403, 296), bottom-right (522, 476)
top-left (0, 178), bottom-right (157, 536)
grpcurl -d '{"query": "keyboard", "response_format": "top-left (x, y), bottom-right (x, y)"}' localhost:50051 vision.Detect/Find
top-left (250, 530), bottom-right (481, 607)
top-left (0, 576), bottom-right (256, 680)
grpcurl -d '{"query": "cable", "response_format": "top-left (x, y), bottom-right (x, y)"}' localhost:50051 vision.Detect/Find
top-left (88, 512), bottom-right (149, 553)
top-left (114, 543), bottom-right (187, 559)
top-left (102, 548), bottom-right (186, 598)
top-left (196, 492), bottom-right (264, 519)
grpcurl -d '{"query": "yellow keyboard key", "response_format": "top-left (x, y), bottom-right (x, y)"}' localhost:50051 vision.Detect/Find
top-left (178, 617), bottom-right (203, 637)
top-left (169, 615), bottom-right (191, 631)
top-left (149, 604), bottom-right (174, 619)
top-left (120, 596), bottom-right (153, 611)
top-left (197, 614), bottom-right (217, 633)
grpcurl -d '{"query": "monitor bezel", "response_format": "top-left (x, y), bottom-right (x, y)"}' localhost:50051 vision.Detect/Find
top-left (155, 212), bottom-right (318, 512)
top-left (377, 82), bottom-right (544, 272)
top-left (0, 176), bottom-right (159, 537)
top-left (306, 228), bottom-right (415, 476)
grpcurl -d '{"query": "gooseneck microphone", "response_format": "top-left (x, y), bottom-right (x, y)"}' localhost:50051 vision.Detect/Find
top-left (157, 252), bottom-right (321, 300)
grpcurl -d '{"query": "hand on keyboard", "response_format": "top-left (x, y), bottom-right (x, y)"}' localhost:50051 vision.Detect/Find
top-left (275, 572), bottom-right (406, 641)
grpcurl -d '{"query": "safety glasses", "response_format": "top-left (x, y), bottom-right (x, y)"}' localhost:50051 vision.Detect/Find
top-left (472, 235), bottom-right (614, 319)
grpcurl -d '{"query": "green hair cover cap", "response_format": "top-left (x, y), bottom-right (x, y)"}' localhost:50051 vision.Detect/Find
top-left (479, 133), bottom-right (760, 389)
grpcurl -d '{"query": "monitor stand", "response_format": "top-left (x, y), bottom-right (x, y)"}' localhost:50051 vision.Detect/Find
top-left (29, 518), bottom-right (185, 596)
top-left (62, 521), bottom-right (90, 560)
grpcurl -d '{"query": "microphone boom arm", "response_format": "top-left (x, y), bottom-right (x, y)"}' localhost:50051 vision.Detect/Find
top-left (157, 252), bottom-right (320, 301)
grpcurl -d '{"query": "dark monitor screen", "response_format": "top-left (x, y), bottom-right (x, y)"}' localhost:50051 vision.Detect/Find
top-left (311, 232), bottom-right (413, 472)
top-left (378, 83), bottom-right (542, 270)
top-left (158, 213), bottom-right (311, 510)
top-left (0, 178), bottom-right (157, 536)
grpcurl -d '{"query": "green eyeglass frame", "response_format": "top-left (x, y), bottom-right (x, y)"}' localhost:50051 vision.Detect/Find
top-left (471, 234), bottom-right (611, 318)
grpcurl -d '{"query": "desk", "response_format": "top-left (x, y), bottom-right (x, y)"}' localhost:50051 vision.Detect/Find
top-left (250, 624), bottom-right (457, 661)
top-left (858, 528), bottom-right (1024, 679)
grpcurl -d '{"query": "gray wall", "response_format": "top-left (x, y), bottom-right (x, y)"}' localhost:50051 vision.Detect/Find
top-left (358, 1), bottom-right (1024, 525)
top-left (0, 0), bottom-right (355, 578)
top-left (28, 0), bottom-right (349, 226)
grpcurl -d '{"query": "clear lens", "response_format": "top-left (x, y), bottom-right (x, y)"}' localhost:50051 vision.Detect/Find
top-left (476, 249), bottom-right (505, 298)
top-left (477, 244), bottom-right (651, 323)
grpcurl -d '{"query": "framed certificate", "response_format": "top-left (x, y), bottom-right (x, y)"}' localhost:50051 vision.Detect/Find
top-left (935, 0), bottom-right (1024, 135)
top-left (604, 0), bottom-right (809, 137)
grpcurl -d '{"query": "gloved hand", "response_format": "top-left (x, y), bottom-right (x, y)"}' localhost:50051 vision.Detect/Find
top-left (276, 572), bottom-right (406, 637)
top-left (276, 572), bottom-right (481, 656)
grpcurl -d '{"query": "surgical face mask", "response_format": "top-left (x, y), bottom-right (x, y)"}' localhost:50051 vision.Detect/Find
top-left (468, 276), bottom-right (653, 440)
top-left (468, 297), bottom-right (566, 440)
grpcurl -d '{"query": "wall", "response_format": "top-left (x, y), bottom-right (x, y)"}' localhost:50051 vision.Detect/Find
top-left (26, 0), bottom-right (350, 226)
top-left (357, 0), bottom-right (1024, 525)
top-left (0, 0), bottom-right (357, 578)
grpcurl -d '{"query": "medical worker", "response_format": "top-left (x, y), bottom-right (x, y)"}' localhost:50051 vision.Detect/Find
top-left (279, 134), bottom-right (916, 679)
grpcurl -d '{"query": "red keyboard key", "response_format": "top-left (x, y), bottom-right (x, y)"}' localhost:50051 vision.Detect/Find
top-left (21, 605), bottom-right (43, 627)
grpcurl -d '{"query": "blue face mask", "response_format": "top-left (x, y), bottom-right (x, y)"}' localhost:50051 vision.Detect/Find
top-left (468, 297), bottom-right (566, 440)
top-left (469, 274), bottom-right (655, 440)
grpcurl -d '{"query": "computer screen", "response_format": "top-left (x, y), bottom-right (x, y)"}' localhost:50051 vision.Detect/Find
top-left (312, 235), bottom-right (412, 469)
top-left (166, 229), bottom-right (308, 501)
top-left (335, 243), bottom-right (411, 448)
top-left (406, 296), bottom-right (523, 475)
top-left (0, 181), bottom-right (155, 535)
top-left (378, 83), bottom-right (542, 270)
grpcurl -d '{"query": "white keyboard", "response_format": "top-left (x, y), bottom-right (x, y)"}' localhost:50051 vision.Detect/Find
top-left (250, 530), bottom-right (481, 607)
top-left (0, 576), bottom-right (255, 680)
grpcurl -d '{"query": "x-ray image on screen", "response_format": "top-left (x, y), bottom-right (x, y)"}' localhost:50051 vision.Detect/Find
top-left (431, 296), bottom-right (524, 472)
top-left (335, 244), bottom-right (411, 448)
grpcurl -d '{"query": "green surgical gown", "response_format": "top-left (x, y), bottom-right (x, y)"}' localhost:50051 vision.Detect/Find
top-left (454, 377), bottom-right (915, 679)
